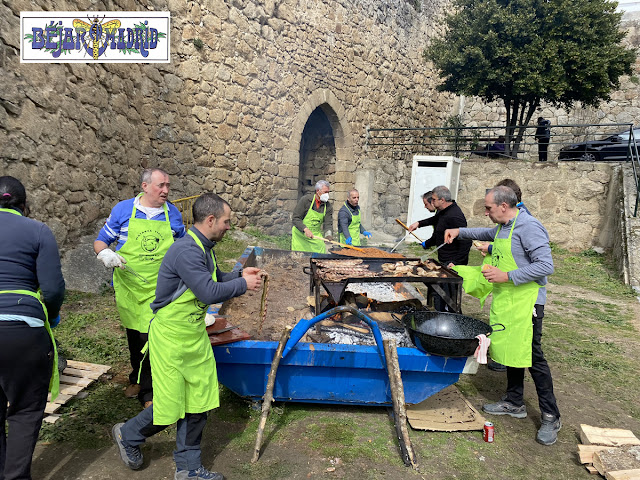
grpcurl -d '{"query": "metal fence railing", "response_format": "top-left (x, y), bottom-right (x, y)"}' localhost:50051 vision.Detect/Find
top-left (365, 123), bottom-right (638, 161)
top-left (366, 123), bottom-right (639, 215)
top-left (172, 195), bottom-right (199, 230)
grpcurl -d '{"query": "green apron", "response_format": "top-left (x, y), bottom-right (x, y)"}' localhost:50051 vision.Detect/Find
top-left (339, 202), bottom-right (362, 246)
top-left (488, 211), bottom-right (540, 368)
top-left (452, 254), bottom-right (493, 309)
top-left (0, 207), bottom-right (59, 400)
top-left (149, 229), bottom-right (219, 425)
top-left (291, 196), bottom-right (327, 253)
top-left (112, 195), bottom-right (175, 333)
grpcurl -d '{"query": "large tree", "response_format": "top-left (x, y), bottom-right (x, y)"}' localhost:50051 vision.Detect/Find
top-left (425, 0), bottom-right (636, 156)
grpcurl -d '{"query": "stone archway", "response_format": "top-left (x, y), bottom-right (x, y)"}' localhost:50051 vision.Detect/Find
top-left (280, 89), bottom-right (355, 230)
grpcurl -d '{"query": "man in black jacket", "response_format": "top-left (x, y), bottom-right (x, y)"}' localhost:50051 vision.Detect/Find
top-left (535, 117), bottom-right (551, 162)
top-left (409, 185), bottom-right (471, 311)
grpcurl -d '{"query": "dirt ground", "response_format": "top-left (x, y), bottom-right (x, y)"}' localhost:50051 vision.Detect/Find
top-left (220, 257), bottom-right (313, 341)
top-left (30, 279), bottom-right (640, 480)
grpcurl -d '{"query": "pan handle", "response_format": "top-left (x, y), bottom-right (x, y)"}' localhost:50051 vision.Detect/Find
top-left (488, 323), bottom-right (505, 333)
top-left (302, 266), bottom-right (312, 275)
top-left (281, 305), bottom-right (387, 367)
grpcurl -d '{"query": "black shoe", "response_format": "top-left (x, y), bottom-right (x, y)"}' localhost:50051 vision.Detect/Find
top-left (487, 359), bottom-right (507, 372)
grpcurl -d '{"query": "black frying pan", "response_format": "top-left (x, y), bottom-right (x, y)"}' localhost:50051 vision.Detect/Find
top-left (402, 310), bottom-right (505, 357)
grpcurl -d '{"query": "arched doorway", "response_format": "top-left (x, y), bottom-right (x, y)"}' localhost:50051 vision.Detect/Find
top-left (278, 89), bottom-right (355, 234)
top-left (299, 107), bottom-right (336, 196)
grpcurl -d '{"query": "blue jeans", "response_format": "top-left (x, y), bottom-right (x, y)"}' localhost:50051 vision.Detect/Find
top-left (120, 405), bottom-right (208, 470)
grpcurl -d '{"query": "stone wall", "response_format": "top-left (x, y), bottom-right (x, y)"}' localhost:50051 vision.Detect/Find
top-left (458, 159), bottom-right (614, 250)
top-left (360, 155), bottom-right (615, 251)
top-left (0, 0), bottom-right (453, 252)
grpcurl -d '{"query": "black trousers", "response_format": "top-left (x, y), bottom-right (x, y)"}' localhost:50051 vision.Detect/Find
top-left (0, 322), bottom-right (53, 480)
top-left (125, 329), bottom-right (153, 404)
top-left (121, 406), bottom-right (208, 470)
top-left (537, 138), bottom-right (549, 162)
top-left (433, 283), bottom-right (455, 312)
top-left (504, 305), bottom-right (560, 418)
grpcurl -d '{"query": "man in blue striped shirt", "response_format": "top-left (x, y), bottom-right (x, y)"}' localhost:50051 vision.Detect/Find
top-left (94, 168), bottom-right (185, 406)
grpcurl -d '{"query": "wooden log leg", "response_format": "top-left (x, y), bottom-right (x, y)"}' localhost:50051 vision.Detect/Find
top-left (383, 339), bottom-right (418, 470)
top-left (251, 326), bottom-right (292, 463)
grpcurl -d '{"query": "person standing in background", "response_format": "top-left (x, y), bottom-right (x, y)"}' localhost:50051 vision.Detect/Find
top-left (291, 180), bottom-right (333, 253)
top-left (535, 117), bottom-right (551, 162)
top-left (338, 189), bottom-right (371, 246)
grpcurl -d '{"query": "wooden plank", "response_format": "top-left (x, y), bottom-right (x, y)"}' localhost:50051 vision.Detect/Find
top-left (58, 384), bottom-right (84, 396)
top-left (586, 465), bottom-right (599, 474)
top-left (66, 360), bottom-right (111, 373)
top-left (43, 414), bottom-right (61, 424)
top-left (52, 394), bottom-right (74, 405)
top-left (581, 425), bottom-right (640, 446)
top-left (606, 469), bottom-right (640, 480)
top-left (59, 375), bottom-right (94, 387)
top-left (579, 444), bottom-right (616, 463)
top-left (594, 446), bottom-right (640, 477)
top-left (62, 367), bottom-right (103, 379)
top-left (45, 403), bottom-right (62, 414)
top-left (47, 393), bottom-right (73, 405)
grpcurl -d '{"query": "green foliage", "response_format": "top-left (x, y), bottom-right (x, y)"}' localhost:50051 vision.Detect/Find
top-left (193, 38), bottom-right (203, 50)
top-left (551, 247), bottom-right (635, 299)
top-left (243, 226), bottom-right (292, 250)
top-left (443, 114), bottom-right (468, 156)
top-left (426, 0), bottom-right (634, 107)
top-left (424, 0), bottom-right (636, 152)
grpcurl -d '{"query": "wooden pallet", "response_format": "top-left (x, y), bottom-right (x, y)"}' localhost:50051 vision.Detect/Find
top-left (578, 425), bottom-right (640, 478)
top-left (43, 360), bottom-right (111, 424)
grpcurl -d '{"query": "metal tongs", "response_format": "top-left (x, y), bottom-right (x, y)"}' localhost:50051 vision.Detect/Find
top-left (421, 242), bottom-right (447, 261)
top-left (123, 264), bottom-right (150, 283)
top-left (390, 232), bottom-right (409, 253)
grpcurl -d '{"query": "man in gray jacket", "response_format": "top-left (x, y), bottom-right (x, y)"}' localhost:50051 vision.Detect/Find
top-left (445, 186), bottom-right (560, 446)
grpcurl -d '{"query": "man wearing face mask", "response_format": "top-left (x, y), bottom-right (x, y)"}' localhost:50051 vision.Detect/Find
top-left (291, 180), bottom-right (334, 253)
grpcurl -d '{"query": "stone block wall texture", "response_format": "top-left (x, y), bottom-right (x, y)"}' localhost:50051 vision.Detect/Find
top-left (456, 159), bottom-right (615, 251)
top-left (361, 154), bottom-right (615, 251)
top-left (0, 0), bottom-right (453, 250)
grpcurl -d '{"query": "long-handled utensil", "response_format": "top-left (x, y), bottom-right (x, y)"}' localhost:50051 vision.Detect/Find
top-left (316, 235), bottom-right (366, 252)
top-left (390, 232), bottom-right (409, 253)
top-left (123, 264), bottom-right (150, 283)
top-left (395, 219), bottom-right (423, 243)
top-left (423, 242), bottom-right (447, 259)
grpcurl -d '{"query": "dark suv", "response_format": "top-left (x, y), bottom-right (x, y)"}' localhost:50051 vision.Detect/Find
top-left (558, 127), bottom-right (640, 161)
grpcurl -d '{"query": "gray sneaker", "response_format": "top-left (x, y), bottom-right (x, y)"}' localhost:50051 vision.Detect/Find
top-left (112, 423), bottom-right (143, 470)
top-left (536, 413), bottom-right (562, 445)
top-left (174, 466), bottom-right (224, 480)
top-left (482, 400), bottom-right (527, 418)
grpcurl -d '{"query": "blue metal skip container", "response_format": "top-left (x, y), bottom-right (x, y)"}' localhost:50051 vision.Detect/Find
top-left (212, 247), bottom-right (479, 407)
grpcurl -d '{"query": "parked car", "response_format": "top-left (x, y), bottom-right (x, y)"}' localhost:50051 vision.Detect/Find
top-left (558, 127), bottom-right (640, 162)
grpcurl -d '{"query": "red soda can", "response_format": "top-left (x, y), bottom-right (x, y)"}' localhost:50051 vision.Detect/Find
top-left (483, 422), bottom-right (494, 442)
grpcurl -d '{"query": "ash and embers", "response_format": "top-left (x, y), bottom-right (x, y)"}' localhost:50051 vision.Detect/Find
top-left (345, 282), bottom-right (413, 303)
top-left (321, 324), bottom-right (414, 348)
